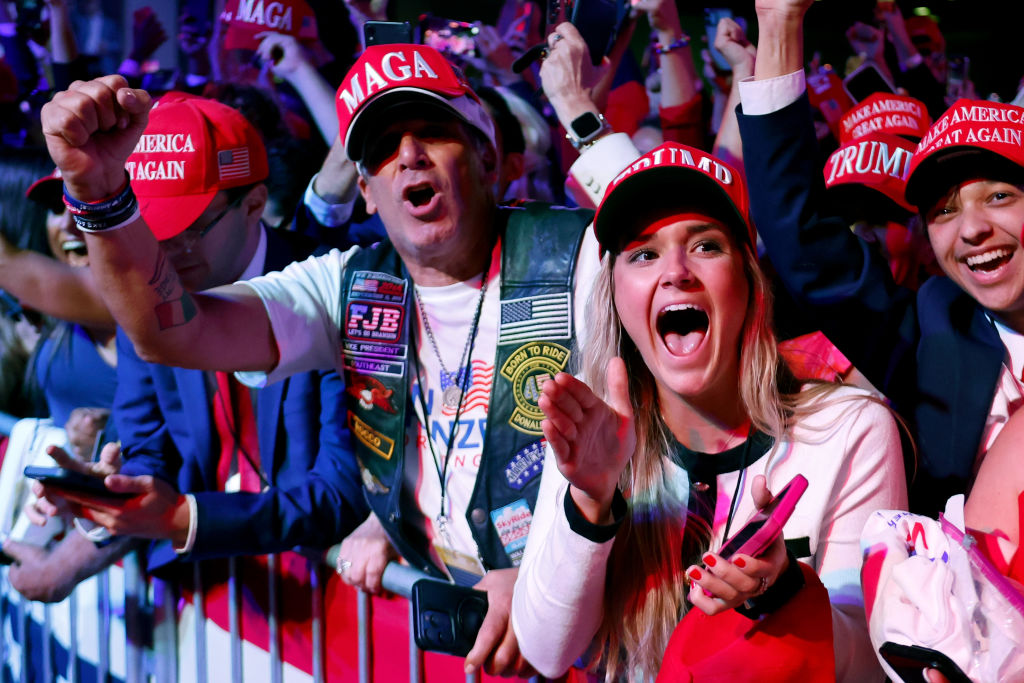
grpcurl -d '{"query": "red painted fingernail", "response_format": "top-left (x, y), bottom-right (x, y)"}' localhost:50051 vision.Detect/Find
top-left (688, 568), bottom-right (702, 581)
top-left (703, 554), bottom-right (717, 567)
top-left (734, 557), bottom-right (746, 568)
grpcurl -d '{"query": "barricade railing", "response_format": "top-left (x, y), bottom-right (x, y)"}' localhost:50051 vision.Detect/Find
top-left (2, 544), bottom-right (545, 683)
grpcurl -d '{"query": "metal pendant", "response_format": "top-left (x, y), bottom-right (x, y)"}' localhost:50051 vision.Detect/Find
top-left (443, 384), bottom-right (462, 409)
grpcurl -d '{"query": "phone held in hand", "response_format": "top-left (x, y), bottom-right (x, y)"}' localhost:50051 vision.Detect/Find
top-left (363, 20), bottom-right (413, 47)
top-left (879, 642), bottom-right (972, 683)
top-left (717, 474), bottom-right (808, 560)
top-left (411, 578), bottom-right (488, 657)
top-left (23, 466), bottom-right (133, 500)
top-left (842, 62), bottom-right (896, 103)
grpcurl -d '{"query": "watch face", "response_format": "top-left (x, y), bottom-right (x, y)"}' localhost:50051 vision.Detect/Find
top-left (571, 112), bottom-right (603, 140)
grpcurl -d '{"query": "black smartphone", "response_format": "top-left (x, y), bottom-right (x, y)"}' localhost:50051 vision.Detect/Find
top-left (363, 20), bottom-right (413, 47)
top-left (23, 466), bottom-right (133, 500)
top-left (411, 578), bottom-right (488, 657)
top-left (842, 62), bottom-right (895, 103)
top-left (879, 642), bottom-right (972, 683)
top-left (0, 549), bottom-right (15, 566)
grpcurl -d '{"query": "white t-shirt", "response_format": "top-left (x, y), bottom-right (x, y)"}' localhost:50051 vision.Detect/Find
top-left (238, 225), bottom-right (602, 577)
top-left (512, 385), bottom-right (907, 681)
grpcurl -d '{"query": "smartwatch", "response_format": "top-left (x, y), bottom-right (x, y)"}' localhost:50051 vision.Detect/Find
top-left (566, 111), bottom-right (611, 151)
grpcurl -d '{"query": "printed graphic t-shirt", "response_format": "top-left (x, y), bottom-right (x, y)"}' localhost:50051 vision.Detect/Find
top-left (239, 226), bottom-right (601, 580)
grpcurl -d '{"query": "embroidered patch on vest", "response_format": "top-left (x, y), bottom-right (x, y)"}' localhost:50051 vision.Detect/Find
top-left (346, 374), bottom-right (398, 413)
top-left (343, 271), bottom-right (409, 379)
top-left (351, 271), bottom-right (407, 304)
top-left (498, 293), bottom-right (571, 345)
top-left (345, 302), bottom-right (403, 343)
top-left (490, 499), bottom-right (533, 566)
top-left (499, 342), bottom-right (571, 435)
top-left (504, 439), bottom-right (545, 489)
top-left (359, 463), bottom-right (390, 494)
top-left (348, 411), bottom-right (396, 459)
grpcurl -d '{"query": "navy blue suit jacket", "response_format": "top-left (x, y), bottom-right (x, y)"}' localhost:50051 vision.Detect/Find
top-left (737, 94), bottom-right (1005, 515)
top-left (114, 227), bottom-right (368, 571)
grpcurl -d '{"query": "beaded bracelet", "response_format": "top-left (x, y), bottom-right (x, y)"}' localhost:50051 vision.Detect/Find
top-left (654, 34), bottom-right (690, 55)
top-left (63, 172), bottom-right (140, 233)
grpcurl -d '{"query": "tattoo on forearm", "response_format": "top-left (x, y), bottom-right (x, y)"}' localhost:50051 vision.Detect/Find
top-left (148, 251), bottom-right (178, 302)
top-left (155, 295), bottom-right (197, 330)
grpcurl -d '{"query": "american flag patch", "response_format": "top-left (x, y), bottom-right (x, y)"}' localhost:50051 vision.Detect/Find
top-left (498, 293), bottom-right (571, 344)
top-left (218, 148), bottom-right (250, 181)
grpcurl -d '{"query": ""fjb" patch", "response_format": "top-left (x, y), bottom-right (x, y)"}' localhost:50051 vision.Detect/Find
top-left (346, 302), bottom-right (403, 342)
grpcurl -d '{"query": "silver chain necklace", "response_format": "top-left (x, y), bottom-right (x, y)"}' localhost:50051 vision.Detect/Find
top-left (414, 273), bottom-right (490, 409)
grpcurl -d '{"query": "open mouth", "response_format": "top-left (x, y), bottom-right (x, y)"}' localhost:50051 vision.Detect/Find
top-left (657, 303), bottom-right (709, 356)
top-left (62, 239), bottom-right (87, 257)
top-left (965, 248), bottom-right (1012, 272)
top-left (404, 183), bottom-right (437, 208)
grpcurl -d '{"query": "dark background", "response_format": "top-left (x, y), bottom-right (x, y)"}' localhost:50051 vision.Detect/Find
top-left (382, 0), bottom-right (1022, 102)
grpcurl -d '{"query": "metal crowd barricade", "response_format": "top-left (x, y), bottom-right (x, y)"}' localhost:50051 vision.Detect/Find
top-left (1, 544), bottom-right (542, 683)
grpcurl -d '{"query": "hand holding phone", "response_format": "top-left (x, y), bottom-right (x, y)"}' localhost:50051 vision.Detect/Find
top-left (842, 62), bottom-right (895, 103)
top-left (411, 578), bottom-right (488, 656)
top-left (718, 474), bottom-right (808, 560)
top-left (879, 642), bottom-right (972, 683)
top-left (23, 466), bottom-right (133, 500)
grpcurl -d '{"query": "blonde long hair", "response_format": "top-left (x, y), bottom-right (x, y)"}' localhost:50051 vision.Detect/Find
top-left (582, 237), bottom-right (837, 682)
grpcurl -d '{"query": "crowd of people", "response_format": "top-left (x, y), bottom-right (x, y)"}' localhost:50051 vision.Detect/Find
top-left (3, 0), bottom-right (1024, 681)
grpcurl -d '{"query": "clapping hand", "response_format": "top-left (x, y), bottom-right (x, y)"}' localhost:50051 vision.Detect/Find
top-left (539, 358), bottom-right (635, 524)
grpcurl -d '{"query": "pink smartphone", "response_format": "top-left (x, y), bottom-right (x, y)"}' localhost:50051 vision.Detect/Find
top-left (718, 474), bottom-right (808, 560)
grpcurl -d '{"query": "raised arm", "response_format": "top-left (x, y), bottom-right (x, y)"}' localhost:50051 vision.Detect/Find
top-left (40, 76), bottom-right (277, 372)
top-left (0, 233), bottom-right (113, 327)
top-left (737, 0), bottom-right (919, 400)
top-left (752, 0), bottom-right (809, 81)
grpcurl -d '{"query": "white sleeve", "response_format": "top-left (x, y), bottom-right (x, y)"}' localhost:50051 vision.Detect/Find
top-left (737, 70), bottom-right (806, 115)
top-left (235, 248), bottom-right (355, 387)
top-left (815, 398), bottom-right (907, 682)
top-left (511, 446), bottom-right (615, 678)
top-left (572, 227), bottom-right (604, 351)
top-left (568, 132), bottom-right (640, 207)
top-left (303, 173), bottom-right (357, 229)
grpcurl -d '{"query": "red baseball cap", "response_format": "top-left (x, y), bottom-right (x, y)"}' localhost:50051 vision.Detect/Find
top-left (593, 142), bottom-right (753, 254)
top-left (127, 92), bottom-right (269, 240)
top-left (905, 98), bottom-right (1024, 209)
top-left (25, 168), bottom-right (64, 211)
top-left (838, 93), bottom-right (931, 144)
top-left (337, 44), bottom-right (496, 162)
top-left (824, 132), bottom-right (916, 216)
top-left (221, 0), bottom-right (318, 51)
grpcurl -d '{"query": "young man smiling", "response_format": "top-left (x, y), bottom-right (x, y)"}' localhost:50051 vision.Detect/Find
top-left (38, 27), bottom-right (632, 674)
top-left (735, 0), bottom-right (1024, 515)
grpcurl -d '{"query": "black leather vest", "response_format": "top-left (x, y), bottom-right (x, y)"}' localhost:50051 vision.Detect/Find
top-left (340, 202), bottom-right (592, 577)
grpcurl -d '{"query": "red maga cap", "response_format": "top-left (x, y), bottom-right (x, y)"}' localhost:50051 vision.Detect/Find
top-left (824, 132), bottom-right (916, 214)
top-left (336, 44), bottom-right (495, 162)
top-left (221, 0), bottom-right (318, 51)
top-left (127, 92), bottom-right (268, 240)
top-left (25, 167), bottom-right (63, 209)
top-left (838, 93), bottom-right (931, 144)
top-left (905, 98), bottom-right (1024, 209)
top-left (593, 142), bottom-right (752, 254)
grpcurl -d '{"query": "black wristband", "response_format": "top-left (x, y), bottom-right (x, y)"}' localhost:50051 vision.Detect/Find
top-left (62, 171), bottom-right (139, 232)
top-left (563, 486), bottom-right (628, 543)
top-left (734, 549), bottom-right (805, 620)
